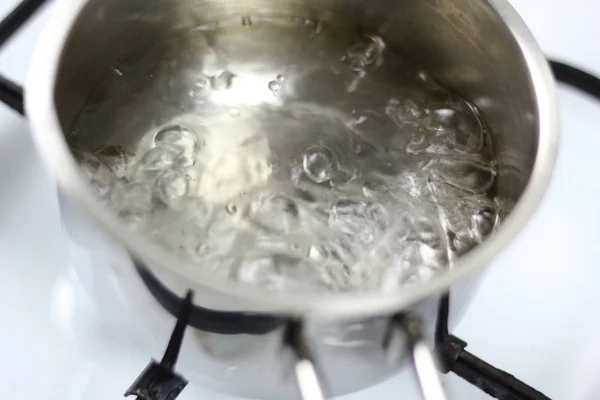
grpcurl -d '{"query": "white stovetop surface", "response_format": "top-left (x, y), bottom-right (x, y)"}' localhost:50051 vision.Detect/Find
top-left (2, 1), bottom-right (600, 399)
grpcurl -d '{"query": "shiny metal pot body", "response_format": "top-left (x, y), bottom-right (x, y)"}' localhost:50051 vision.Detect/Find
top-left (26, 0), bottom-right (558, 398)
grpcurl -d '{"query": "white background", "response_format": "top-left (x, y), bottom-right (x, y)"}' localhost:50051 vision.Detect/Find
top-left (1, 1), bottom-right (600, 399)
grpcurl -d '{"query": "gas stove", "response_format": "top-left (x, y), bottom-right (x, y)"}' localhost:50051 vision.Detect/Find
top-left (2, 1), bottom-right (600, 399)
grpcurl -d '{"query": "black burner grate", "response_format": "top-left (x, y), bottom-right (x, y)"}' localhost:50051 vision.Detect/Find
top-left (4, 1), bottom-right (596, 399)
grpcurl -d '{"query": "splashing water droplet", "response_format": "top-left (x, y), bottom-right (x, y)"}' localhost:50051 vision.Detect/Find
top-left (302, 145), bottom-right (338, 183)
top-left (111, 67), bottom-right (123, 76)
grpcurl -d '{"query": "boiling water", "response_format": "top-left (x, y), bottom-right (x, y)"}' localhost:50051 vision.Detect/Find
top-left (73, 17), bottom-right (499, 293)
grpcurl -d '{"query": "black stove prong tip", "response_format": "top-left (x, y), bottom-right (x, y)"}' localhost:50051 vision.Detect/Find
top-left (124, 290), bottom-right (195, 400)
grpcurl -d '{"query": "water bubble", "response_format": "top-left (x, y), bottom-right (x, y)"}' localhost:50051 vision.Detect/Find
top-left (235, 255), bottom-right (279, 287)
top-left (154, 124), bottom-right (197, 151)
top-left (362, 182), bottom-right (378, 198)
top-left (154, 124), bottom-right (198, 167)
top-left (181, 167), bottom-right (200, 193)
top-left (74, 150), bottom-right (115, 200)
top-left (451, 230), bottom-right (474, 256)
top-left (418, 243), bottom-right (448, 268)
top-left (314, 21), bottom-right (323, 34)
top-left (196, 242), bottom-right (209, 256)
top-left (385, 97), bottom-right (428, 125)
top-left (427, 174), bottom-right (468, 200)
top-left (268, 79), bottom-right (281, 95)
top-left (412, 215), bottom-right (445, 250)
top-left (289, 243), bottom-right (302, 253)
top-left (241, 16), bottom-right (252, 26)
top-left (365, 202), bottom-right (388, 225)
top-left (156, 169), bottom-right (189, 206)
top-left (135, 147), bottom-right (175, 181)
top-left (110, 181), bottom-right (153, 225)
top-left (302, 145), bottom-right (339, 183)
top-left (290, 166), bottom-right (303, 185)
top-left (402, 264), bottom-right (438, 287)
top-left (345, 35), bottom-right (385, 72)
top-left (405, 133), bottom-right (429, 155)
top-left (345, 70), bottom-right (366, 93)
top-left (211, 70), bottom-right (235, 91)
top-left (471, 207), bottom-right (497, 242)
top-left (195, 22), bottom-right (218, 31)
top-left (428, 158), bottom-right (495, 194)
top-left (293, 188), bottom-right (317, 203)
top-left (429, 108), bottom-right (456, 131)
top-left (308, 244), bottom-right (330, 266)
top-left (95, 145), bottom-right (132, 179)
top-left (329, 200), bottom-right (367, 235)
top-left (189, 77), bottom-right (211, 97)
top-left (329, 167), bottom-right (361, 187)
top-left (348, 115), bottom-right (368, 127)
top-left (235, 253), bottom-right (312, 290)
top-left (348, 110), bottom-right (393, 147)
top-left (427, 101), bottom-right (484, 153)
top-left (226, 203), bottom-right (238, 215)
top-left (303, 19), bottom-right (323, 36)
top-left (229, 108), bottom-right (240, 118)
top-left (251, 194), bottom-right (300, 233)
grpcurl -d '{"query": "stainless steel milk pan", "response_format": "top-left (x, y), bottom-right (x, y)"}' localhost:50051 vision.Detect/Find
top-left (25, 0), bottom-right (558, 398)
